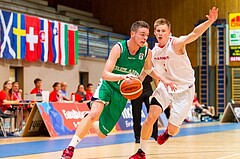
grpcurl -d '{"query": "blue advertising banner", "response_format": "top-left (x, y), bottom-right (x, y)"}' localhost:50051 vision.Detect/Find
top-left (23, 102), bottom-right (164, 137)
top-left (22, 102), bottom-right (90, 137)
top-left (117, 102), bottom-right (148, 130)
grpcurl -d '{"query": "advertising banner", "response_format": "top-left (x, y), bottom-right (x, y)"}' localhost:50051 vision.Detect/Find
top-left (23, 102), bottom-right (90, 137)
top-left (117, 102), bottom-right (148, 130)
top-left (22, 102), bottom-right (152, 137)
top-left (229, 13), bottom-right (240, 62)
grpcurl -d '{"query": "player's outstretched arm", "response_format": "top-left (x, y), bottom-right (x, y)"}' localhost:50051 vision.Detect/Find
top-left (176, 7), bottom-right (218, 45)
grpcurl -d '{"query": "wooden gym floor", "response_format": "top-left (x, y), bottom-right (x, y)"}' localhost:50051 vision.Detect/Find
top-left (0, 122), bottom-right (240, 159)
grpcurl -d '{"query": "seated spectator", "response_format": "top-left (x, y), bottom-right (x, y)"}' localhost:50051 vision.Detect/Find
top-left (59, 81), bottom-right (70, 101)
top-left (0, 80), bottom-right (19, 112)
top-left (75, 84), bottom-right (86, 101)
top-left (12, 82), bottom-right (29, 130)
top-left (30, 78), bottom-right (43, 94)
top-left (86, 83), bottom-right (93, 101)
top-left (49, 82), bottom-right (62, 102)
top-left (193, 93), bottom-right (219, 119)
top-left (71, 92), bottom-right (82, 103)
top-left (12, 82), bottom-right (22, 100)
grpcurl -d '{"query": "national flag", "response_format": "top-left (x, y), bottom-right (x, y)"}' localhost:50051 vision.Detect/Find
top-left (59, 22), bottom-right (68, 65)
top-left (68, 24), bottom-right (78, 65)
top-left (58, 22), bottom-right (61, 64)
top-left (48, 20), bottom-right (59, 63)
top-left (39, 18), bottom-right (48, 62)
top-left (0, 10), bottom-right (15, 59)
top-left (12, 12), bottom-right (26, 59)
top-left (25, 15), bottom-right (40, 62)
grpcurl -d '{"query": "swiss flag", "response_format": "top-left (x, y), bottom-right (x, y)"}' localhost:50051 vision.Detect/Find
top-left (25, 15), bottom-right (40, 62)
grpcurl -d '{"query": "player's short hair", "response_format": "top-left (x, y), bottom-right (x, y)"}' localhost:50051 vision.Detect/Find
top-left (131, 20), bottom-right (150, 32)
top-left (154, 18), bottom-right (171, 30)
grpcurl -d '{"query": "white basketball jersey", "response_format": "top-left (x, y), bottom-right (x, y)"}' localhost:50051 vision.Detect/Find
top-left (152, 37), bottom-right (195, 93)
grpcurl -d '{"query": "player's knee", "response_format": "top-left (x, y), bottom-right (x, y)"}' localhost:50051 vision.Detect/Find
top-left (146, 114), bottom-right (158, 124)
top-left (88, 112), bottom-right (99, 122)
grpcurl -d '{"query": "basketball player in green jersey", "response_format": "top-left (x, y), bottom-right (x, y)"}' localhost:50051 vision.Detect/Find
top-left (61, 20), bottom-right (176, 159)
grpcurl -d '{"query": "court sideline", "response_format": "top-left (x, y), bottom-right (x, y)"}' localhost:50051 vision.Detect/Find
top-left (0, 122), bottom-right (240, 159)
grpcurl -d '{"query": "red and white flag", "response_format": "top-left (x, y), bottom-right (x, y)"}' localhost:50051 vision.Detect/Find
top-left (25, 15), bottom-right (40, 62)
top-left (68, 24), bottom-right (78, 65)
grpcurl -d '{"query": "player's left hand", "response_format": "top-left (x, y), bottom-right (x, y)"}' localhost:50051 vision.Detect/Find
top-left (206, 7), bottom-right (218, 22)
top-left (122, 74), bottom-right (138, 80)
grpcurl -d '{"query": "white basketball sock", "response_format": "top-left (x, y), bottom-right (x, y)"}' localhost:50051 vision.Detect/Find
top-left (140, 138), bottom-right (148, 153)
top-left (68, 135), bottom-right (81, 147)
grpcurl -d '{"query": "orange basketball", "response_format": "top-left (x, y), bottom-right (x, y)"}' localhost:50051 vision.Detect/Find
top-left (120, 78), bottom-right (143, 100)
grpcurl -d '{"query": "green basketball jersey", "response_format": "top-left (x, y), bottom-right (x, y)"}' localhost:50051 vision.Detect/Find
top-left (106, 40), bottom-right (148, 92)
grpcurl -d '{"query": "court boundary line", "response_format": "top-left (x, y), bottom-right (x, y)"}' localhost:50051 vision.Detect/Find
top-left (217, 153), bottom-right (240, 159)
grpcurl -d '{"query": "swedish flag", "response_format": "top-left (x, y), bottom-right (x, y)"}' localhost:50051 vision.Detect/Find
top-left (12, 12), bottom-right (26, 59)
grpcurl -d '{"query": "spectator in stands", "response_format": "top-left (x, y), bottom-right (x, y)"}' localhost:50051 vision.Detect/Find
top-left (12, 82), bottom-right (29, 130)
top-left (30, 78), bottom-right (43, 94)
top-left (85, 83), bottom-right (93, 101)
top-left (0, 80), bottom-right (19, 112)
top-left (49, 82), bottom-right (62, 102)
top-left (193, 93), bottom-right (219, 120)
top-left (60, 81), bottom-right (70, 101)
top-left (75, 84), bottom-right (86, 101)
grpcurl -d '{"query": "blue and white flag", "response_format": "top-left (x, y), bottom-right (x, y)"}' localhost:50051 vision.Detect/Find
top-left (39, 18), bottom-right (48, 62)
top-left (0, 10), bottom-right (15, 59)
top-left (48, 20), bottom-right (59, 63)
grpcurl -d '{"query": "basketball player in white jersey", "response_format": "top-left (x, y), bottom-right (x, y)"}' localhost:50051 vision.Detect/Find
top-left (130, 7), bottom-right (218, 159)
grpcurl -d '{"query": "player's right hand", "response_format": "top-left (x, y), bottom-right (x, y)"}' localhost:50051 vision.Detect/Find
top-left (162, 79), bottom-right (177, 92)
top-left (206, 7), bottom-right (218, 23)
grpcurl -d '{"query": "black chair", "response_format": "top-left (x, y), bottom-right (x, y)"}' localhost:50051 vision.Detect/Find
top-left (0, 109), bottom-right (13, 137)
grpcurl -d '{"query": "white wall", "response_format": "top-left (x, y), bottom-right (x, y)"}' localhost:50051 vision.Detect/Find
top-left (0, 57), bottom-right (106, 96)
top-left (0, 59), bottom-right (10, 83)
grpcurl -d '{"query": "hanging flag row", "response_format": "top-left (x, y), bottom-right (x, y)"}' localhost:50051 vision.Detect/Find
top-left (0, 10), bottom-right (78, 65)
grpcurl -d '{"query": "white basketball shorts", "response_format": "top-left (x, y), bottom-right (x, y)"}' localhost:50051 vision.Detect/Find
top-left (151, 82), bottom-right (195, 127)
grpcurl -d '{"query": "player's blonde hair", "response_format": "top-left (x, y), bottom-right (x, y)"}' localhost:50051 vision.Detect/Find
top-left (154, 18), bottom-right (171, 30)
top-left (131, 20), bottom-right (150, 32)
